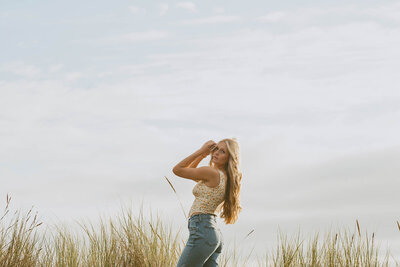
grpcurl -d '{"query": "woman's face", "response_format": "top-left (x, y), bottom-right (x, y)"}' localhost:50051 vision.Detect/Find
top-left (211, 142), bottom-right (229, 167)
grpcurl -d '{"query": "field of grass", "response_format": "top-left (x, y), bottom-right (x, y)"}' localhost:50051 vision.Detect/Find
top-left (1, 190), bottom-right (399, 266)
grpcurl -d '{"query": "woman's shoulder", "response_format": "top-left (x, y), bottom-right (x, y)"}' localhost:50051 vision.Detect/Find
top-left (197, 166), bottom-right (220, 183)
top-left (197, 166), bottom-right (220, 175)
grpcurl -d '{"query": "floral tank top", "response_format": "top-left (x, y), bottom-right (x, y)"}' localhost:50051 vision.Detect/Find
top-left (188, 169), bottom-right (226, 218)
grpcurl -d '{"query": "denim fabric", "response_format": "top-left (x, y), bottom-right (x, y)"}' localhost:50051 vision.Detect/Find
top-left (176, 213), bottom-right (224, 267)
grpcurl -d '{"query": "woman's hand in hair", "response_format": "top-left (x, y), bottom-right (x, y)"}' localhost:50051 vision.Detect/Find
top-left (199, 140), bottom-right (217, 157)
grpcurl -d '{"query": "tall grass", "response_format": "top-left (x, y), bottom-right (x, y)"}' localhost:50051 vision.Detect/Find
top-left (259, 225), bottom-right (396, 267)
top-left (1, 189), bottom-right (399, 266)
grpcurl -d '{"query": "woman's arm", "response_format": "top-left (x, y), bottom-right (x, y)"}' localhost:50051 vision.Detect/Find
top-left (188, 154), bottom-right (206, 182)
top-left (188, 154), bottom-right (206, 168)
top-left (173, 149), bottom-right (205, 171)
top-left (173, 140), bottom-right (216, 182)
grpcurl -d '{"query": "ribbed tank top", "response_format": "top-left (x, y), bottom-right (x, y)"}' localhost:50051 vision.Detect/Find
top-left (188, 169), bottom-right (226, 218)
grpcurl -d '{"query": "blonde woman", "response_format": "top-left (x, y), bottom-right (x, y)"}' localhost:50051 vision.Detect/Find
top-left (173, 138), bottom-right (242, 267)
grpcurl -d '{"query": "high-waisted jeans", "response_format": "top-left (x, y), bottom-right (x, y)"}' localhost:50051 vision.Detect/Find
top-left (176, 213), bottom-right (224, 267)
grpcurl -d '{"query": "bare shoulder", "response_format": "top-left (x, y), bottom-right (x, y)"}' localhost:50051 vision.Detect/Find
top-left (173, 165), bottom-right (218, 183)
top-left (196, 166), bottom-right (218, 176)
top-left (197, 166), bottom-right (220, 183)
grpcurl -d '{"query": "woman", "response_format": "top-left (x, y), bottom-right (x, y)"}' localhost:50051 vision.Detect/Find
top-left (173, 138), bottom-right (243, 267)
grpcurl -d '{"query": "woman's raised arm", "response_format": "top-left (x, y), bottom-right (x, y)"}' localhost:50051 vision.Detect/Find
top-left (188, 154), bottom-right (206, 168)
top-left (172, 140), bottom-right (217, 182)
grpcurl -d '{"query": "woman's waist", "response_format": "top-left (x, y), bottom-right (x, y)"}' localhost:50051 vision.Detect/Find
top-left (188, 212), bottom-right (217, 221)
top-left (190, 197), bottom-right (224, 209)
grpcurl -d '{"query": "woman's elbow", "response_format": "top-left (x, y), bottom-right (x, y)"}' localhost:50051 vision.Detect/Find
top-left (172, 167), bottom-right (180, 175)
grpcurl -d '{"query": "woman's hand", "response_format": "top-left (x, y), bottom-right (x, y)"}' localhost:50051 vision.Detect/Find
top-left (199, 140), bottom-right (217, 157)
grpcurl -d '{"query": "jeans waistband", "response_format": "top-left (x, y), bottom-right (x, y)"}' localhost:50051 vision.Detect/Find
top-left (189, 213), bottom-right (216, 221)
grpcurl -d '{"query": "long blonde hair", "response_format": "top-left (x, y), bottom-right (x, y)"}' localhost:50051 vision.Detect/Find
top-left (209, 137), bottom-right (242, 224)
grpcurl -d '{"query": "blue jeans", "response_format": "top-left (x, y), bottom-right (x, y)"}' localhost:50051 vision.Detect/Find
top-left (176, 213), bottom-right (224, 267)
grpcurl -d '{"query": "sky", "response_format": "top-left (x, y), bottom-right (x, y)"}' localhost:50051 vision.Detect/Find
top-left (1, 0), bottom-right (400, 265)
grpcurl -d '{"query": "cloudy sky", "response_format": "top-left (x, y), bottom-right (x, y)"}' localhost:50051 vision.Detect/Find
top-left (1, 0), bottom-right (400, 265)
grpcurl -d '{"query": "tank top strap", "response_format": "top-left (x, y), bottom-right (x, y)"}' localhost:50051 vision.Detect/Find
top-left (218, 169), bottom-right (224, 182)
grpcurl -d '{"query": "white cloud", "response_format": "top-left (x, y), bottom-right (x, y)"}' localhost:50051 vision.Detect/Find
top-left (360, 2), bottom-right (400, 22)
top-left (0, 12), bottom-right (9, 17)
top-left (256, 3), bottom-right (400, 27)
top-left (118, 31), bottom-right (169, 42)
top-left (256, 11), bottom-right (286, 22)
top-left (212, 7), bottom-right (225, 14)
top-left (156, 3), bottom-right (168, 16)
top-left (59, 14), bottom-right (127, 24)
top-left (181, 15), bottom-right (241, 25)
top-left (64, 72), bottom-right (83, 82)
top-left (0, 61), bottom-right (41, 78)
top-left (129, 5), bottom-right (146, 14)
top-left (71, 30), bottom-right (170, 45)
top-left (48, 64), bottom-right (64, 73)
top-left (176, 2), bottom-right (197, 13)
top-left (16, 40), bottom-right (39, 48)
top-left (0, 74), bottom-right (176, 229)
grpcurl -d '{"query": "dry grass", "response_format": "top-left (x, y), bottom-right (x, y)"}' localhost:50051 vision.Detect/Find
top-left (258, 226), bottom-right (396, 267)
top-left (1, 182), bottom-right (399, 267)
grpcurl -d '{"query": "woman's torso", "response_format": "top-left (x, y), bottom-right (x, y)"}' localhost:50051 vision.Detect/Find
top-left (189, 169), bottom-right (227, 217)
top-left (204, 169), bottom-right (227, 188)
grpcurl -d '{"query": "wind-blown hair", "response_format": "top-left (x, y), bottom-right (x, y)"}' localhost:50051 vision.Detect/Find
top-left (209, 137), bottom-right (242, 224)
